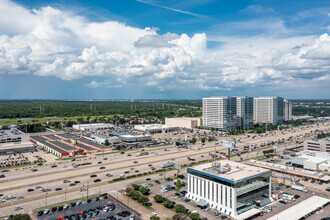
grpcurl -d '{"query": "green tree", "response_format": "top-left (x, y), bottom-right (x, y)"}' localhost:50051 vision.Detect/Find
top-left (189, 137), bottom-right (196, 144)
top-left (154, 194), bottom-right (164, 203)
top-left (189, 213), bottom-right (200, 220)
top-left (150, 216), bottom-right (160, 220)
top-left (10, 214), bottom-right (31, 220)
top-left (175, 204), bottom-right (186, 213)
top-left (163, 199), bottom-right (174, 208)
top-left (139, 195), bottom-right (149, 205)
top-left (139, 187), bottom-right (149, 195)
top-left (104, 139), bottom-right (110, 146)
top-left (132, 184), bottom-right (140, 191)
top-left (129, 191), bottom-right (141, 200)
top-left (201, 138), bottom-right (206, 143)
top-left (173, 213), bottom-right (190, 220)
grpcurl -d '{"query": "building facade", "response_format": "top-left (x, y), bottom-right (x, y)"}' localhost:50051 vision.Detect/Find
top-left (165, 117), bottom-right (202, 129)
top-left (187, 161), bottom-right (272, 218)
top-left (236, 96), bottom-right (254, 130)
top-left (202, 96), bottom-right (237, 131)
top-left (283, 100), bottom-right (292, 121)
top-left (253, 97), bottom-right (284, 124)
top-left (304, 139), bottom-right (330, 152)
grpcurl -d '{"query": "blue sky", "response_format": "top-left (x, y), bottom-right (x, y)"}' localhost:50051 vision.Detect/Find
top-left (0, 0), bottom-right (329, 99)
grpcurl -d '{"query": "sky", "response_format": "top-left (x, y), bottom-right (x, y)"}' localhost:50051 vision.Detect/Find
top-left (0, 0), bottom-right (329, 99)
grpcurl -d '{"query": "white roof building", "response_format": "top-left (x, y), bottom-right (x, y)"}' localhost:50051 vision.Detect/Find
top-left (134, 124), bottom-right (178, 134)
top-left (72, 123), bottom-right (114, 131)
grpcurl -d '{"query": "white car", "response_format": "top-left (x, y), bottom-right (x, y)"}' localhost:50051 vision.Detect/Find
top-left (151, 212), bottom-right (158, 217)
top-left (63, 205), bottom-right (69, 210)
top-left (43, 209), bottom-right (50, 214)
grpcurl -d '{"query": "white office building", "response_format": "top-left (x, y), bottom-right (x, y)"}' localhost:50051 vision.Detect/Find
top-left (187, 161), bottom-right (272, 218)
top-left (253, 97), bottom-right (284, 124)
top-left (165, 117), bottom-right (202, 129)
top-left (202, 96), bottom-right (237, 131)
top-left (236, 96), bottom-right (254, 130)
top-left (283, 100), bottom-right (292, 121)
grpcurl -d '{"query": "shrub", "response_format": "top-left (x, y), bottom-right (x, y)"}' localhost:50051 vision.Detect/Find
top-left (129, 191), bottom-right (141, 201)
top-left (173, 213), bottom-right (191, 220)
top-left (10, 214), bottom-right (31, 220)
top-left (174, 204), bottom-right (186, 213)
top-left (163, 199), bottom-right (174, 208)
top-left (139, 195), bottom-right (149, 205)
top-left (132, 184), bottom-right (140, 190)
top-left (153, 194), bottom-right (164, 203)
top-left (139, 187), bottom-right (149, 195)
top-left (189, 213), bottom-right (199, 220)
top-left (150, 216), bottom-right (160, 220)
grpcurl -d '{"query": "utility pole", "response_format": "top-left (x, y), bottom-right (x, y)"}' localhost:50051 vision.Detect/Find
top-left (87, 181), bottom-right (89, 200)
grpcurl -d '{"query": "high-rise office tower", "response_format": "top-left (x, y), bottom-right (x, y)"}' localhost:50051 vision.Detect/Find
top-left (202, 96), bottom-right (237, 131)
top-left (253, 97), bottom-right (284, 124)
top-left (236, 96), bottom-right (254, 130)
top-left (283, 99), bottom-right (292, 121)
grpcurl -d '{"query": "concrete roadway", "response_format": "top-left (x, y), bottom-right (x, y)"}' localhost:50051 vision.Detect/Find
top-left (0, 123), bottom-right (328, 216)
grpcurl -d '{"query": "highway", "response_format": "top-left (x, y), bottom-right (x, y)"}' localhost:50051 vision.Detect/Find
top-left (0, 123), bottom-right (328, 216)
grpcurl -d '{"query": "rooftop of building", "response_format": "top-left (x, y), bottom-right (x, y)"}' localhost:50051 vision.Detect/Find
top-left (119, 134), bottom-right (151, 138)
top-left (134, 124), bottom-right (176, 130)
top-left (165, 117), bottom-right (201, 120)
top-left (74, 123), bottom-right (114, 128)
top-left (188, 160), bottom-right (270, 182)
top-left (297, 150), bottom-right (330, 158)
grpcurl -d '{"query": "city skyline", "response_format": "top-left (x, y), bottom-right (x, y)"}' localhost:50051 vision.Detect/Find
top-left (0, 0), bottom-right (329, 99)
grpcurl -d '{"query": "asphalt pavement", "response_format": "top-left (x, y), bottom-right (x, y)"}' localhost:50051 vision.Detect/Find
top-left (35, 196), bottom-right (140, 220)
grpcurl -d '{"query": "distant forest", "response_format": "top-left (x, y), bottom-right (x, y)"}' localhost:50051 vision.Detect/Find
top-left (0, 100), bottom-right (202, 119)
top-left (0, 99), bottom-right (328, 120)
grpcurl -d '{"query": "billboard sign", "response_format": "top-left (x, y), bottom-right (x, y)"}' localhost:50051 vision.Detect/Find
top-left (273, 145), bottom-right (278, 149)
top-left (70, 139), bottom-right (77, 145)
top-left (222, 140), bottom-right (235, 148)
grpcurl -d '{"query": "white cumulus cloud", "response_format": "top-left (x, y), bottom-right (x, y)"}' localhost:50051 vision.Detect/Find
top-left (0, 0), bottom-right (329, 92)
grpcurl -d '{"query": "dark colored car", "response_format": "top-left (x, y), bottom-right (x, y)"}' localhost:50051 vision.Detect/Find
top-left (58, 206), bottom-right (64, 211)
top-left (71, 203), bottom-right (76, 207)
top-left (37, 211), bottom-right (43, 216)
top-left (27, 188), bottom-right (34, 192)
top-left (56, 188), bottom-right (63, 191)
top-left (294, 195), bottom-right (300, 199)
top-left (94, 179), bottom-right (101, 183)
top-left (51, 207), bottom-right (57, 212)
top-left (155, 180), bottom-right (161, 184)
top-left (87, 199), bottom-right (92, 203)
top-left (75, 181), bottom-right (80, 184)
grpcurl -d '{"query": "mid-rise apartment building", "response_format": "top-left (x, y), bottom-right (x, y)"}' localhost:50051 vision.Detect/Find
top-left (202, 96), bottom-right (237, 131)
top-left (253, 97), bottom-right (284, 124)
top-left (236, 96), bottom-right (254, 130)
top-left (283, 99), bottom-right (292, 121)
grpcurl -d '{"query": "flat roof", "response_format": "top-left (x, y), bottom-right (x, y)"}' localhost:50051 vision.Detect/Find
top-left (236, 208), bottom-right (261, 220)
top-left (62, 140), bottom-right (97, 152)
top-left (120, 134), bottom-right (151, 138)
top-left (188, 160), bottom-right (270, 183)
top-left (0, 142), bottom-right (35, 150)
top-left (268, 196), bottom-right (329, 220)
top-left (134, 124), bottom-right (176, 130)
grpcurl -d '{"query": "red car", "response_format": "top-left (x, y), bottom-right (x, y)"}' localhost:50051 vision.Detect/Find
top-left (77, 211), bottom-right (84, 215)
top-left (148, 164), bottom-right (152, 167)
top-left (57, 217), bottom-right (64, 220)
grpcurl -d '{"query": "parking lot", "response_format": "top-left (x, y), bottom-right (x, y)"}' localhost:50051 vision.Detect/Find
top-left (145, 176), bottom-right (233, 220)
top-left (35, 195), bottom-right (140, 220)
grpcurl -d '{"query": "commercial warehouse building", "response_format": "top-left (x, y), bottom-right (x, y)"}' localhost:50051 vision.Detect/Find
top-left (0, 142), bottom-right (35, 155)
top-left (91, 134), bottom-right (120, 145)
top-left (72, 123), bottom-right (114, 131)
top-left (30, 134), bottom-right (108, 158)
top-left (134, 124), bottom-right (178, 134)
top-left (119, 134), bottom-right (152, 143)
top-left (187, 161), bottom-right (272, 218)
top-left (165, 117), bottom-right (202, 129)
